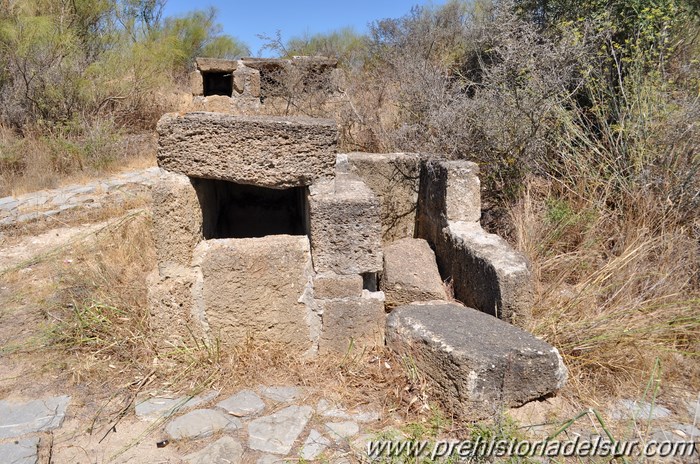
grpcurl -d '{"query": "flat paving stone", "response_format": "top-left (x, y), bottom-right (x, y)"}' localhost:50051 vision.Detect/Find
top-left (216, 389), bottom-right (265, 417)
top-left (184, 436), bottom-right (244, 464)
top-left (325, 421), bottom-right (359, 442)
top-left (256, 455), bottom-right (287, 464)
top-left (165, 409), bottom-right (241, 440)
top-left (135, 390), bottom-right (218, 421)
top-left (300, 429), bottom-right (331, 460)
top-left (0, 437), bottom-right (40, 464)
top-left (248, 405), bottom-right (313, 455)
top-left (611, 399), bottom-right (672, 420)
top-left (259, 386), bottom-right (303, 403)
top-left (316, 399), bottom-right (380, 423)
top-left (0, 395), bottom-right (70, 439)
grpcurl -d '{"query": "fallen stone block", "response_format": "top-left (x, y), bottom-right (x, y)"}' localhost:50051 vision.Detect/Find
top-left (386, 302), bottom-right (567, 420)
top-left (443, 222), bottom-right (533, 325)
top-left (151, 171), bottom-right (203, 268)
top-left (318, 291), bottom-right (385, 355)
top-left (313, 272), bottom-right (363, 299)
top-left (381, 238), bottom-right (447, 310)
top-left (193, 236), bottom-right (317, 353)
top-left (308, 176), bottom-right (383, 275)
top-left (157, 113), bottom-right (338, 188)
top-left (346, 152), bottom-right (420, 242)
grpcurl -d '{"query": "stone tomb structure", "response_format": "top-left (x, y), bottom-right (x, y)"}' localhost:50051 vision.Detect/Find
top-left (150, 112), bottom-right (567, 418)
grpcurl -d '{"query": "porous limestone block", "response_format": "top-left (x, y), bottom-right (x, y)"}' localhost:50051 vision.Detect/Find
top-left (318, 291), bottom-right (386, 355)
top-left (313, 272), bottom-right (363, 299)
top-left (233, 65), bottom-right (261, 98)
top-left (151, 171), bottom-right (203, 268)
top-left (196, 57), bottom-right (237, 72)
top-left (308, 176), bottom-right (383, 275)
top-left (147, 264), bottom-right (206, 346)
top-left (443, 222), bottom-right (533, 326)
top-left (193, 235), bottom-right (317, 354)
top-left (157, 113), bottom-right (338, 188)
top-left (381, 238), bottom-right (447, 310)
top-left (386, 302), bottom-right (567, 420)
top-left (416, 159), bottom-right (480, 245)
top-left (190, 70), bottom-right (203, 96)
top-left (345, 152), bottom-right (420, 243)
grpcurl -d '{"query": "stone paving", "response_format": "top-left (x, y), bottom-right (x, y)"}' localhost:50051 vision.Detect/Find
top-left (0, 167), bottom-right (160, 227)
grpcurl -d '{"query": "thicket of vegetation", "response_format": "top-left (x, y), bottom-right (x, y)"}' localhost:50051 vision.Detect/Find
top-left (0, 0), bottom-right (248, 193)
top-left (1, 0), bottom-right (698, 398)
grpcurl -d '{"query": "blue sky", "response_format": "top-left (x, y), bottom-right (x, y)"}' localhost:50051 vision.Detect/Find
top-left (162, 0), bottom-right (444, 57)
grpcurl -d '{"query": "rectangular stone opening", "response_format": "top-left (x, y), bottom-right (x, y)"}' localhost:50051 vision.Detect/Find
top-left (362, 272), bottom-right (379, 292)
top-left (193, 178), bottom-right (308, 239)
top-left (202, 71), bottom-right (233, 97)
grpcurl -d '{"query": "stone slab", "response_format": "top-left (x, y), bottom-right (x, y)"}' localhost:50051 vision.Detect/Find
top-left (386, 303), bottom-right (567, 420)
top-left (165, 409), bottom-right (241, 440)
top-left (194, 236), bottom-right (316, 352)
top-left (300, 429), bottom-right (331, 460)
top-left (157, 113), bottom-right (338, 188)
top-left (318, 291), bottom-right (386, 355)
top-left (308, 176), bottom-right (383, 275)
top-left (151, 171), bottom-right (203, 268)
top-left (258, 386), bottom-right (304, 403)
top-left (0, 396), bottom-right (70, 439)
top-left (135, 390), bottom-right (219, 421)
top-left (248, 405), bottom-right (313, 455)
top-left (313, 272), bottom-right (363, 299)
top-left (325, 421), bottom-right (360, 442)
top-left (216, 390), bottom-right (265, 417)
top-left (0, 437), bottom-right (39, 464)
top-left (185, 436), bottom-right (244, 464)
top-left (381, 238), bottom-right (447, 310)
top-left (346, 152), bottom-right (421, 242)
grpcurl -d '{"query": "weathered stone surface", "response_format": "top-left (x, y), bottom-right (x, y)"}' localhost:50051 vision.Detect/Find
top-left (0, 437), bottom-right (39, 464)
top-left (316, 400), bottom-right (380, 423)
top-left (135, 390), bottom-right (219, 421)
top-left (147, 265), bottom-right (205, 345)
top-left (443, 222), bottom-right (533, 325)
top-left (194, 236), bottom-right (317, 353)
top-left (151, 171), bottom-right (202, 268)
top-left (165, 409), bottom-right (241, 440)
top-left (610, 399), bottom-right (672, 420)
top-left (0, 396), bottom-right (70, 439)
top-left (233, 65), bottom-right (261, 98)
top-left (190, 70), bottom-right (203, 96)
top-left (381, 238), bottom-right (447, 310)
top-left (325, 421), bottom-right (360, 442)
top-left (248, 405), bottom-right (313, 455)
top-left (196, 57), bottom-right (237, 72)
top-left (157, 113), bottom-right (338, 188)
top-left (257, 455), bottom-right (286, 464)
top-left (386, 303), bottom-right (567, 420)
top-left (415, 158), bottom-right (533, 325)
top-left (318, 291), bottom-right (385, 355)
top-left (308, 176), bottom-right (383, 275)
top-left (346, 152), bottom-right (420, 243)
top-left (185, 436), bottom-right (244, 464)
top-left (300, 429), bottom-right (331, 460)
top-left (259, 386), bottom-right (304, 403)
top-left (313, 272), bottom-right (363, 299)
top-left (216, 390), bottom-right (265, 417)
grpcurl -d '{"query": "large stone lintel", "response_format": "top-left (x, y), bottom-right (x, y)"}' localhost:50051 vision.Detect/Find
top-left (157, 113), bottom-right (338, 188)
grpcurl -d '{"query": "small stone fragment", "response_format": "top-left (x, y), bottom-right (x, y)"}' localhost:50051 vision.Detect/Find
top-left (184, 436), bottom-right (244, 464)
top-left (325, 421), bottom-right (360, 442)
top-left (248, 405), bottom-right (313, 454)
top-left (300, 429), bottom-right (331, 460)
top-left (165, 409), bottom-right (241, 440)
top-left (216, 389), bottom-right (265, 417)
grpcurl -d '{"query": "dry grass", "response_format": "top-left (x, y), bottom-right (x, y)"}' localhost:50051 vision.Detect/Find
top-left (511, 177), bottom-right (700, 399)
top-left (0, 123), bottom-right (156, 197)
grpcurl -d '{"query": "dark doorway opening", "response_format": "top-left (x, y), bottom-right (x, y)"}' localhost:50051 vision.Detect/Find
top-left (193, 178), bottom-right (308, 239)
top-left (203, 71), bottom-right (233, 97)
